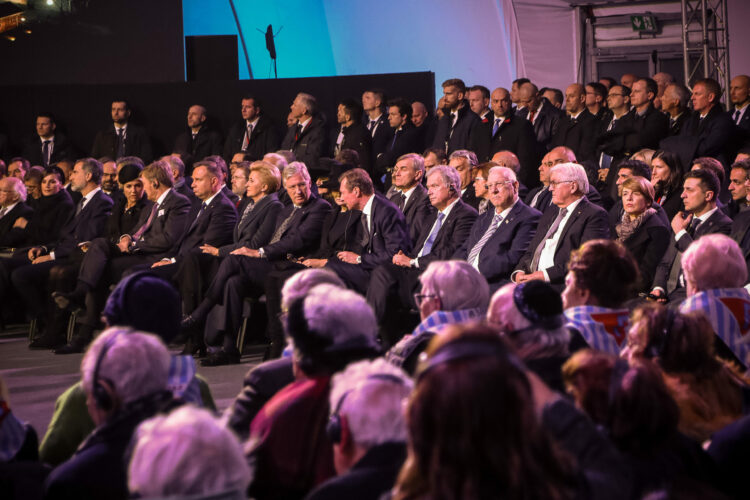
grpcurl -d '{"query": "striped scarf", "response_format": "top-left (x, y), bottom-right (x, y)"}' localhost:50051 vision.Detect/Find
top-left (565, 305), bottom-right (630, 355)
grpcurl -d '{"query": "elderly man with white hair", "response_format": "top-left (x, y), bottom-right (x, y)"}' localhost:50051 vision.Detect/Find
top-left (680, 233), bottom-right (750, 369)
top-left (512, 162), bottom-right (610, 290)
top-left (44, 327), bottom-right (177, 500)
top-left (306, 358), bottom-right (413, 500)
top-left (0, 176), bottom-right (33, 241)
top-left (246, 283), bottom-right (380, 500)
top-left (386, 260), bottom-right (490, 374)
top-left (129, 406), bottom-right (251, 500)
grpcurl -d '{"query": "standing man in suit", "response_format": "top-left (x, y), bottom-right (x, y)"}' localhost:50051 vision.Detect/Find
top-left (388, 153), bottom-right (434, 246)
top-left (411, 101), bottom-right (435, 153)
top-left (281, 93), bottom-right (327, 178)
top-left (550, 84), bottom-right (598, 162)
top-left (448, 150), bottom-right (481, 210)
top-left (651, 169), bottom-right (732, 304)
top-left (223, 96), bottom-right (280, 163)
top-left (375, 98), bottom-right (419, 187)
top-left (517, 82), bottom-right (562, 153)
top-left (512, 162), bottom-right (610, 289)
top-left (0, 177), bottom-right (34, 246)
top-left (22, 113), bottom-right (72, 167)
top-left (173, 105), bottom-right (223, 171)
top-left (729, 75), bottom-right (750, 155)
top-left (585, 82), bottom-right (613, 125)
top-left (456, 166), bottom-right (541, 293)
top-left (91, 100), bottom-right (152, 163)
top-left (662, 84), bottom-right (691, 137)
top-left (432, 78), bottom-right (483, 156)
top-left (468, 85), bottom-right (492, 122)
top-left (331, 98), bottom-right (372, 176)
top-left (362, 89), bottom-right (392, 164)
top-left (731, 160), bottom-right (750, 275)
top-left (618, 78), bottom-right (669, 154)
top-left (326, 168), bottom-right (410, 295)
top-left (367, 165), bottom-right (476, 343)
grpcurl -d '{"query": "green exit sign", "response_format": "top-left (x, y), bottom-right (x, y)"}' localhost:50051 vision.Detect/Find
top-left (631, 14), bottom-right (657, 33)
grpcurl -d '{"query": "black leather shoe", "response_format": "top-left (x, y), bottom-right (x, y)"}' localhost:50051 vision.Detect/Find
top-left (29, 334), bottom-right (65, 350)
top-left (54, 343), bottom-right (85, 355)
top-left (52, 291), bottom-right (84, 312)
top-left (200, 350), bottom-right (240, 367)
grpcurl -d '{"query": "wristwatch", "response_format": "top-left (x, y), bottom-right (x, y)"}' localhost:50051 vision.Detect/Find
top-left (356, 256), bottom-right (362, 264)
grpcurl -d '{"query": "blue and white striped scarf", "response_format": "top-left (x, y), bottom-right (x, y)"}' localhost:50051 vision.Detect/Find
top-left (411, 308), bottom-right (485, 337)
top-left (565, 305), bottom-right (630, 355)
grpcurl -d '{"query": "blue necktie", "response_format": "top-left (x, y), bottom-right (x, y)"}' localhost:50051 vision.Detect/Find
top-left (492, 118), bottom-right (501, 136)
top-left (419, 212), bottom-right (445, 257)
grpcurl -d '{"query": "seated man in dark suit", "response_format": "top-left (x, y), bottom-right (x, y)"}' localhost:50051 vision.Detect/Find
top-left (387, 153), bottom-right (434, 246)
top-left (91, 100), bottom-right (152, 163)
top-left (331, 98), bottom-right (372, 177)
top-left (550, 84), bottom-right (598, 162)
top-left (183, 162), bottom-right (331, 366)
top-left (432, 78), bottom-right (483, 155)
top-left (223, 96), bottom-right (280, 163)
top-left (367, 165), bottom-right (477, 345)
top-left (651, 169), bottom-right (733, 304)
top-left (375, 98), bottom-right (420, 188)
top-left (448, 149), bottom-right (481, 210)
top-left (281, 93), bottom-right (327, 178)
top-left (731, 159), bottom-right (750, 275)
top-left (457, 166), bottom-right (541, 293)
top-left (160, 154), bottom-right (196, 204)
top-left (173, 105), bottom-right (223, 172)
top-left (22, 113), bottom-right (72, 167)
top-left (325, 168), bottom-right (410, 295)
top-left (729, 75), bottom-right (750, 157)
top-left (0, 176), bottom-right (34, 247)
top-left (517, 83), bottom-right (562, 153)
top-left (725, 158), bottom-right (750, 218)
top-left (512, 162), bottom-right (610, 290)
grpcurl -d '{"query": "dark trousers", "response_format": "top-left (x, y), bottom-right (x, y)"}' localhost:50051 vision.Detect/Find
top-left (366, 263), bottom-right (420, 322)
top-left (325, 257), bottom-right (371, 294)
top-left (263, 262), bottom-right (307, 358)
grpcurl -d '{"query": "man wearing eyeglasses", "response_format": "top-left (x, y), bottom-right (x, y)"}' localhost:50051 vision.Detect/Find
top-left (512, 162), bottom-right (610, 290)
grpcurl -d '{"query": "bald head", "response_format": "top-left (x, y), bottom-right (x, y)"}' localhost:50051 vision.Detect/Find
top-left (549, 146), bottom-right (577, 164)
top-left (490, 151), bottom-right (520, 174)
top-left (490, 87), bottom-right (512, 119)
top-left (518, 82), bottom-right (539, 111)
top-left (564, 84), bottom-right (586, 115)
top-left (411, 101), bottom-right (428, 127)
top-left (620, 73), bottom-right (637, 88)
top-left (653, 72), bottom-right (674, 97)
top-left (730, 75), bottom-right (750, 108)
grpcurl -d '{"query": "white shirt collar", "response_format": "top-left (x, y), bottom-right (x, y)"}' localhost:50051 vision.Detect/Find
top-left (695, 206), bottom-right (718, 223)
top-left (559, 196), bottom-right (583, 214)
top-left (298, 117), bottom-right (312, 132)
top-left (569, 110), bottom-right (583, 120)
top-left (401, 184), bottom-right (418, 204)
top-left (362, 194), bottom-right (375, 217)
top-left (496, 198), bottom-right (518, 219)
top-left (246, 117), bottom-right (260, 127)
top-left (201, 191), bottom-right (220, 207)
top-left (156, 188), bottom-right (171, 206)
top-left (438, 197), bottom-right (459, 217)
top-left (2, 201), bottom-right (19, 213)
top-left (82, 187), bottom-right (101, 204)
top-left (39, 135), bottom-right (55, 143)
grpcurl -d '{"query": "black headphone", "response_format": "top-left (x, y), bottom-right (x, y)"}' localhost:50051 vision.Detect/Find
top-left (646, 307), bottom-right (676, 360)
top-left (415, 338), bottom-right (525, 382)
top-left (91, 330), bottom-right (128, 411)
top-left (326, 373), bottom-right (407, 444)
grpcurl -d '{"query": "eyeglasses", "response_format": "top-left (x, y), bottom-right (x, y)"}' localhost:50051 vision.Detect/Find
top-left (608, 93), bottom-right (625, 97)
top-left (486, 181), bottom-right (513, 191)
top-left (473, 176), bottom-right (485, 182)
top-left (548, 180), bottom-right (574, 189)
top-left (413, 293), bottom-right (437, 306)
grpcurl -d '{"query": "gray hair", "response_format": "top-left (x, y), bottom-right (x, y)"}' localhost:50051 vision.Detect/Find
top-left (283, 161), bottom-right (311, 187)
top-left (488, 283), bottom-right (569, 358)
top-left (81, 327), bottom-right (170, 405)
top-left (396, 153), bottom-right (425, 177)
top-left (550, 162), bottom-right (589, 195)
top-left (296, 92), bottom-right (317, 115)
top-left (128, 406), bottom-right (251, 498)
top-left (426, 165), bottom-right (461, 194)
top-left (449, 149), bottom-right (479, 167)
top-left (682, 234), bottom-right (747, 292)
top-left (160, 155), bottom-right (184, 178)
top-left (329, 359), bottom-right (413, 447)
top-left (488, 165), bottom-right (517, 184)
top-left (668, 83), bottom-right (690, 108)
top-left (281, 269), bottom-right (345, 310)
top-left (419, 260), bottom-right (490, 312)
top-left (263, 152), bottom-right (289, 173)
top-left (4, 176), bottom-right (27, 202)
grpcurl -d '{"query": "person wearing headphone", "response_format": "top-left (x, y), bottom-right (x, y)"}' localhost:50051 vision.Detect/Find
top-left (307, 359), bottom-right (412, 500)
top-left (43, 327), bottom-right (179, 500)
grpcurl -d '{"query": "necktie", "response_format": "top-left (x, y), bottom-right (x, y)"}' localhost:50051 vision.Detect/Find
top-left (132, 202), bottom-right (159, 241)
top-left (42, 140), bottom-right (51, 167)
top-left (243, 123), bottom-right (254, 151)
top-left (492, 118), bottom-right (501, 136)
top-left (360, 212), bottom-right (371, 249)
top-left (528, 110), bottom-right (536, 123)
top-left (570, 116), bottom-right (577, 125)
top-left (368, 120), bottom-right (377, 135)
top-left (687, 217), bottom-right (701, 237)
top-left (75, 197), bottom-right (85, 216)
top-left (0, 207), bottom-right (7, 218)
top-left (734, 109), bottom-right (741, 125)
top-left (189, 202), bottom-right (208, 231)
top-left (270, 206), bottom-right (299, 244)
top-left (530, 207), bottom-right (568, 272)
top-left (607, 118), bottom-right (617, 131)
top-left (467, 212), bottom-right (503, 264)
top-left (294, 123), bottom-right (302, 141)
top-left (397, 192), bottom-right (406, 211)
top-left (419, 212), bottom-right (446, 257)
top-left (390, 129), bottom-right (399, 150)
top-left (116, 128), bottom-right (125, 158)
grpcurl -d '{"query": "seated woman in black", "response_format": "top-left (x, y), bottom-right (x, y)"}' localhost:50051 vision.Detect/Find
top-left (651, 150), bottom-right (685, 221)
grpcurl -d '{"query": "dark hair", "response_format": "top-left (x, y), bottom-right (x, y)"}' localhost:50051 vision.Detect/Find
top-left (639, 77), bottom-right (658, 98)
top-left (684, 168), bottom-right (720, 202)
top-left (441, 78), bottom-right (466, 94)
top-left (36, 111), bottom-right (56, 123)
top-left (203, 155), bottom-right (228, 178)
top-left (567, 239), bottom-right (639, 307)
top-left (691, 157), bottom-right (725, 185)
top-left (617, 159), bottom-right (650, 179)
top-left (423, 147), bottom-right (447, 163)
top-left (652, 149), bottom-right (684, 195)
top-left (241, 94), bottom-right (262, 110)
top-left (544, 88), bottom-right (564, 105)
top-left (112, 99), bottom-right (130, 110)
top-left (335, 148), bottom-right (360, 169)
top-left (694, 78), bottom-right (721, 101)
top-left (24, 166), bottom-right (44, 184)
top-left (9, 157), bottom-right (30, 171)
top-left (600, 76), bottom-right (617, 88)
top-left (43, 166), bottom-right (65, 183)
top-left (586, 82), bottom-right (607, 99)
top-left (338, 98), bottom-right (363, 123)
top-left (469, 85), bottom-right (490, 99)
top-left (513, 78), bottom-right (531, 87)
top-left (364, 88), bottom-right (386, 104)
top-left (395, 325), bottom-right (577, 500)
top-left (731, 158), bottom-right (750, 173)
top-left (387, 98), bottom-right (412, 121)
top-left (76, 157), bottom-right (103, 185)
top-left (614, 85), bottom-right (632, 98)
top-left (339, 168), bottom-right (374, 196)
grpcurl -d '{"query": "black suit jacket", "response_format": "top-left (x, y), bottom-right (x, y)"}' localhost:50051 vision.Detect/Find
top-left (598, 105), bottom-right (669, 159)
top-left (131, 189), bottom-right (191, 255)
top-left (0, 202), bottom-right (34, 247)
top-left (281, 117), bottom-right (327, 177)
top-left (173, 191), bottom-right (237, 258)
top-left (311, 208), bottom-right (365, 259)
top-left (105, 195), bottom-right (150, 243)
top-left (457, 200), bottom-right (541, 285)
top-left (52, 189), bottom-right (113, 259)
top-left (663, 104), bottom-right (734, 168)
top-left (731, 209), bottom-right (750, 277)
top-left (22, 133), bottom-right (73, 166)
top-left (461, 184), bottom-right (481, 211)
top-left (375, 125), bottom-right (420, 181)
top-left (390, 184), bottom-right (435, 246)
top-left (223, 115), bottom-right (280, 162)
top-left (517, 98), bottom-right (562, 151)
top-left (550, 109), bottom-right (598, 162)
top-left (515, 197), bottom-right (610, 285)
top-left (331, 123), bottom-right (372, 174)
top-left (262, 194), bottom-right (331, 261)
top-left (667, 112), bottom-right (689, 137)
top-left (219, 193), bottom-right (283, 257)
top-left (524, 184), bottom-right (603, 213)
top-left (616, 211), bottom-right (671, 292)
top-left (410, 199), bottom-right (477, 268)
top-left (431, 103), bottom-right (483, 155)
top-left (360, 195), bottom-right (411, 271)
top-left (413, 119), bottom-right (437, 153)
top-left (653, 208), bottom-right (733, 295)
top-left (481, 113), bottom-right (540, 187)
top-left (91, 124), bottom-right (152, 163)
top-left (173, 126), bottom-right (223, 165)
top-left (729, 106), bottom-right (750, 159)
top-left (365, 114), bottom-right (392, 163)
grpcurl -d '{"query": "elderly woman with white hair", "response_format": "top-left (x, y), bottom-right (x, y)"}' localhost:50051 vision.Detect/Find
top-left (44, 327), bottom-right (178, 500)
top-left (386, 260), bottom-right (490, 374)
top-left (128, 406), bottom-right (251, 500)
top-left (680, 233), bottom-right (750, 369)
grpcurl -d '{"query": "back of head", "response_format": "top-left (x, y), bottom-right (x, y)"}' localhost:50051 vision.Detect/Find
top-left (682, 234), bottom-right (747, 292)
top-left (419, 260), bottom-right (490, 312)
top-left (280, 268), bottom-right (345, 310)
top-left (567, 239), bottom-right (639, 308)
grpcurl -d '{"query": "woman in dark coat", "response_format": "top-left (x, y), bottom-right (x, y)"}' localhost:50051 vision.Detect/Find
top-left (12, 166), bottom-right (74, 248)
top-left (651, 150), bottom-right (685, 221)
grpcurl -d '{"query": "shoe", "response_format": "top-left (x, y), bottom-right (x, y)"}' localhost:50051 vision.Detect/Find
top-left (180, 338), bottom-right (206, 358)
top-left (29, 334), bottom-right (64, 350)
top-left (54, 343), bottom-right (85, 355)
top-left (52, 291), bottom-right (84, 312)
top-left (200, 350), bottom-right (240, 367)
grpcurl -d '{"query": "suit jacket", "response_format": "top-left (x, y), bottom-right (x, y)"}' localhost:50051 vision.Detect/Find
top-left (608, 199), bottom-right (670, 236)
top-left (131, 189), bottom-right (191, 255)
top-left (409, 199), bottom-right (477, 268)
top-left (515, 197), bottom-right (610, 285)
top-left (219, 193), bottom-right (283, 257)
top-left (281, 117), bottom-right (327, 177)
top-left (731, 209), bottom-right (750, 277)
top-left (173, 126), bottom-right (223, 164)
top-left (525, 184), bottom-right (603, 213)
top-left (262, 194), bottom-right (331, 261)
top-left (22, 133), bottom-right (73, 166)
top-left (431, 102), bottom-right (483, 155)
top-left (517, 98), bottom-right (562, 150)
top-left (390, 184), bottom-right (435, 246)
top-left (550, 109), bottom-right (598, 162)
top-left (663, 104), bottom-right (735, 168)
top-left (375, 125), bottom-right (420, 182)
top-left (365, 114), bottom-right (392, 163)
top-left (173, 191), bottom-right (237, 258)
top-left (598, 105), bottom-right (669, 159)
top-left (461, 184), bottom-right (481, 211)
top-left (91, 124), bottom-right (152, 163)
top-left (667, 112), bottom-right (689, 137)
top-left (0, 202), bottom-right (34, 247)
top-left (331, 123), bottom-right (372, 175)
top-left (656, 188), bottom-right (684, 222)
top-left (615, 211), bottom-right (671, 292)
top-left (481, 113), bottom-right (540, 187)
top-left (456, 200), bottom-right (541, 285)
top-left (360, 195), bottom-right (411, 271)
top-left (223, 115), bottom-right (280, 162)
top-left (221, 185), bottom-right (240, 206)
top-left (413, 119), bottom-right (437, 153)
top-left (104, 195), bottom-right (150, 243)
top-left (52, 189), bottom-right (113, 259)
top-left (653, 208), bottom-right (733, 294)
top-left (311, 208), bottom-right (365, 259)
